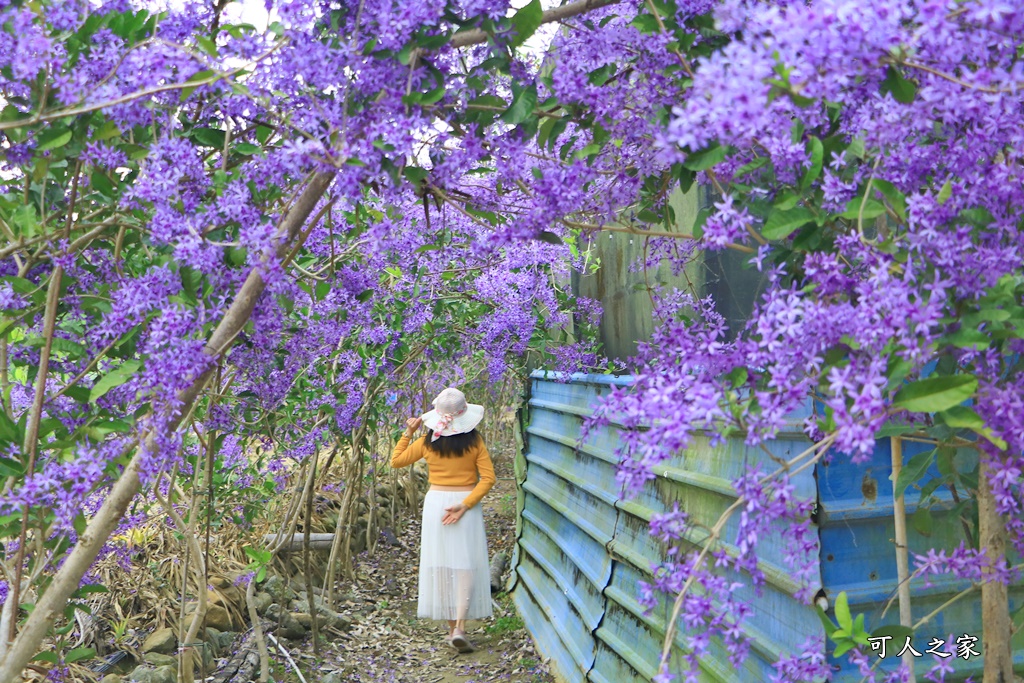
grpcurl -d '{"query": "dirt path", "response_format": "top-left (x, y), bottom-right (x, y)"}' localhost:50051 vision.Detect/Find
top-left (292, 477), bottom-right (555, 683)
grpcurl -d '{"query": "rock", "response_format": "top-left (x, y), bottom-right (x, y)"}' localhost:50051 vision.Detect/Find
top-left (254, 591), bottom-right (274, 616)
top-left (184, 604), bottom-right (236, 632)
top-left (264, 604), bottom-right (307, 640)
top-left (278, 613), bottom-right (307, 641)
top-left (351, 535), bottom-right (366, 555)
top-left (142, 653), bottom-right (176, 668)
top-left (214, 628), bottom-right (236, 652)
top-left (209, 582), bottom-right (246, 614)
top-left (100, 675), bottom-right (123, 683)
top-left (194, 642), bottom-right (216, 669)
top-left (203, 627), bottom-right (222, 656)
top-left (206, 604), bottom-right (235, 631)
top-left (380, 526), bottom-right (401, 547)
top-left (209, 575), bottom-right (232, 589)
top-left (199, 626), bottom-right (234, 655)
top-left (263, 575), bottom-right (296, 603)
top-left (490, 551), bottom-right (509, 592)
top-left (322, 673), bottom-right (346, 683)
top-left (141, 628), bottom-right (176, 655)
top-left (291, 593), bottom-right (328, 613)
top-left (292, 608), bottom-right (351, 633)
top-left (327, 612), bottom-right (352, 632)
top-left (129, 665), bottom-right (176, 683)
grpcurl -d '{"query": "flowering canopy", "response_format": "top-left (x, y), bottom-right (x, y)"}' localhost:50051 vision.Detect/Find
top-left (0, 0), bottom-right (1022, 680)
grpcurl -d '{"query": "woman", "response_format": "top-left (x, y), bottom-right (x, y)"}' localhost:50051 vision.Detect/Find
top-left (391, 387), bottom-right (496, 652)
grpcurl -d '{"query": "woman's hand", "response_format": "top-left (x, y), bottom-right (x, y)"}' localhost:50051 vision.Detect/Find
top-left (405, 417), bottom-right (423, 434)
top-left (442, 503), bottom-right (467, 525)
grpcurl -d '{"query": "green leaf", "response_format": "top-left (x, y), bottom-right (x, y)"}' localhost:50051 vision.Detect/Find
top-left (834, 591), bottom-right (853, 632)
top-left (510, 0), bottom-right (543, 47)
top-left (630, 14), bottom-right (661, 34)
top-left (65, 647), bottom-right (96, 664)
top-left (32, 652), bottom-right (59, 664)
top-left (356, 289), bottom-right (374, 303)
top-left (234, 143), bottom-right (261, 155)
top-left (416, 32), bottom-right (450, 50)
top-left (191, 127), bottom-right (227, 148)
top-left (936, 178), bottom-right (952, 205)
top-left (816, 605), bottom-right (837, 636)
top-left (852, 614), bottom-right (869, 644)
top-left (501, 84), bottom-right (539, 125)
top-left (0, 457), bottom-right (23, 477)
top-left (196, 36), bottom-right (218, 57)
top-left (893, 374), bottom-right (977, 413)
top-left (847, 138), bottom-right (866, 159)
top-left (881, 65), bottom-right (917, 104)
top-left (683, 143), bottom-right (726, 171)
top-left (0, 410), bottom-right (20, 444)
top-left (946, 327), bottom-right (989, 350)
top-left (872, 179), bottom-right (907, 221)
top-left (833, 640), bottom-right (856, 657)
top-left (938, 405), bottom-right (984, 430)
top-left (912, 507), bottom-right (933, 536)
top-left (800, 137), bottom-right (824, 189)
top-left (36, 127), bottom-right (73, 152)
top-left (403, 166), bottom-right (428, 185)
top-left (894, 448), bottom-right (934, 499)
top-left (840, 198), bottom-right (886, 220)
top-left (536, 231), bottom-right (563, 245)
top-left (762, 208), bottom-right (814, 241)
top-left (11, 204), bottom-right (38, 238)
top-left (89, 360), bottom-right (142, 403)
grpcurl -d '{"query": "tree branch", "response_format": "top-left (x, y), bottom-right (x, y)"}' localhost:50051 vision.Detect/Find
top-left (0, 170), bottom-right (336, 682)
top-left (450, 0), bottom-right (622, 49)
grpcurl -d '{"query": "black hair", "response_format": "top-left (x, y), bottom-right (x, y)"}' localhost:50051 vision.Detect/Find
top-left (421, 429), bottom-right (482, 458)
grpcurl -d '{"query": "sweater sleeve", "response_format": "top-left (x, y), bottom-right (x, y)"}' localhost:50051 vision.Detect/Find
top-left (461, 441), bottom-right (496, 509)
top-left (391, 432), bottom-right (425, 468)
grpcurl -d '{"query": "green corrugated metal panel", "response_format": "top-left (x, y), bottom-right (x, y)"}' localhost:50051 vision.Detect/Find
top-left (511, 372), bottom-right (823, 683)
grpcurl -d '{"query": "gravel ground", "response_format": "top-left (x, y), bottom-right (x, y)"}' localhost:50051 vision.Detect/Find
top-left (280, 471), bottom-right (555, 683)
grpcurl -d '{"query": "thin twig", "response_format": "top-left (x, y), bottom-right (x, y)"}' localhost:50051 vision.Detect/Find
top-left (266, 632), bottom-right (308, 683)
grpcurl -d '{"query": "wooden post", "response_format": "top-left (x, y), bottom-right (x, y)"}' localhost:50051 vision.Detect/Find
top-left (978, 455), bottom-right (1013, 683)
top-left (891, 437), bottom-right (916, 683)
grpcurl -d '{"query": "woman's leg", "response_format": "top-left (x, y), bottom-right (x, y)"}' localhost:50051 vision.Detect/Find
top-left (453, 568), bottom-right (472, 633)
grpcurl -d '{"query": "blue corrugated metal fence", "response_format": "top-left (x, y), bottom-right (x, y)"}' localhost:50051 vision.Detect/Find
top-left (509, 372), bottom-right (1024, 682)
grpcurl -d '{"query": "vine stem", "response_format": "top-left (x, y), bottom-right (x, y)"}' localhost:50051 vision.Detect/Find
top-left (6, 262), bottom-right (64, 649)
top-left (301, 455), bottom-right (320, 656)
top-left (658, 433), bottom-right (836, 670)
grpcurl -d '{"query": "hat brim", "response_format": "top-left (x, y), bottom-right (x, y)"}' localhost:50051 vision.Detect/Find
top-left (421, 403), bottom-right (484, 437)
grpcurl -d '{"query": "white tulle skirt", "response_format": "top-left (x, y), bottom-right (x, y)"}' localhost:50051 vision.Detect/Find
top-left (417, 490), bottom-right (493, 621)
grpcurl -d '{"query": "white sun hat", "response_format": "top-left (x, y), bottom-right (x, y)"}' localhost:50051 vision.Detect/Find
top-left (421, 387), bottom-right (484, 442)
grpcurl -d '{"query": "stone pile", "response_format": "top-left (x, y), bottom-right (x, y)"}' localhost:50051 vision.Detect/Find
top-left (103, 574), bottom-right (352, 683)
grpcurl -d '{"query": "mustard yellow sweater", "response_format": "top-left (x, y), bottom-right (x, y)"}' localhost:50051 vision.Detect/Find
top-left (391, 432), bottom-right (496, 509)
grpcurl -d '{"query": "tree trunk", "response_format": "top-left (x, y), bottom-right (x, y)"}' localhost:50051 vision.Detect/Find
top-left (979, 456), bottom-right (1013, 683)
top-left (0, 171), bottom-right (335, 682)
